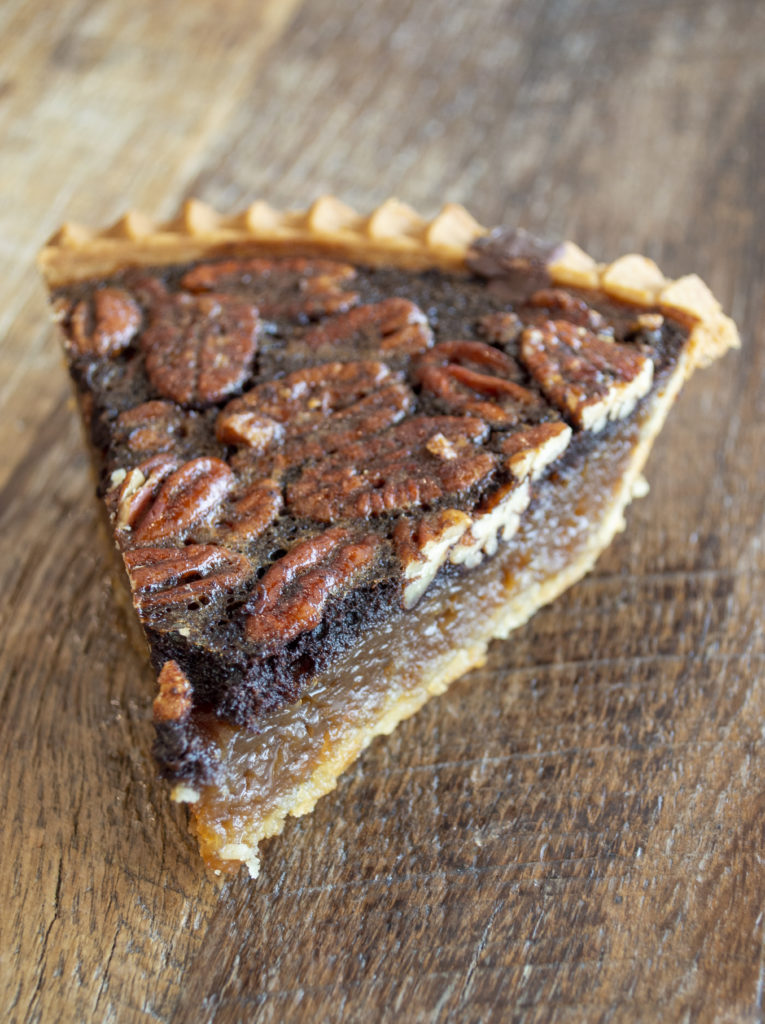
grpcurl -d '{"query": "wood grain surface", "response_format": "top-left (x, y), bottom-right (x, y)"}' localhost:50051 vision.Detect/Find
top-left (1, 1), bottom-right (763, 1021)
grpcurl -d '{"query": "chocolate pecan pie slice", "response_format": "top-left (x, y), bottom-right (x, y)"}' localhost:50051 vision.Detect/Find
top-left (39, 198), bottom-right (739, 878)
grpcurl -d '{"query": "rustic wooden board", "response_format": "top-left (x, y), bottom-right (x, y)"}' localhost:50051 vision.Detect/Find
top-left (1, 0), bottom-right (763, 1021)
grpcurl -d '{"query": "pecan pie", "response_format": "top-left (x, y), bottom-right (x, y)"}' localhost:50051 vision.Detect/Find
top-left (39, 197), bottom-right (739, 877)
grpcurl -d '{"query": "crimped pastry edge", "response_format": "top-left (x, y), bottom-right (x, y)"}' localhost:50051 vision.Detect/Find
top-left (39, 196), bottom-right (739, 375)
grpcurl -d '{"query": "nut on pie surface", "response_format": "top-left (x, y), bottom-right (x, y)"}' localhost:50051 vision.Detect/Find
top-left (39, 197), bottom-right (739, 877)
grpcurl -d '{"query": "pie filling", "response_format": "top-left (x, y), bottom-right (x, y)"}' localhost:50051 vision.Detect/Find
top-left (50, 231), bottom-right (698, 875)
top-left (187, 392), bottom-right (674, 876)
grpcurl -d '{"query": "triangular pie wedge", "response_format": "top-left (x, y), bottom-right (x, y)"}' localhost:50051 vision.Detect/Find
top-left (39, 197), bottom-right (739, 878)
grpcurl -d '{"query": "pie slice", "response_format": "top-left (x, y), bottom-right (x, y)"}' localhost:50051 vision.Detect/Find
top-left (39, 197), bottom-right (739, 878)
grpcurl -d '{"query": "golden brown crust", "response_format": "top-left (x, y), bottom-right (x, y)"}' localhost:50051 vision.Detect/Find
top-left (39, 197), bottom-right (739, 375)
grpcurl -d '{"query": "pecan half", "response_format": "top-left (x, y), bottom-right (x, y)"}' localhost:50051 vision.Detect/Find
top-left (245, 527), bottom-right (380, 650)
top-left (131, 457), bottom-right (234, 544)
top-left (527, 288), bottom-right (606, 331)
top-left (302, 298), bottom-right (433, 361)
top-left (180, 257), bottom-right (359, 321)
top-left (415, 340), bottom-right (538, 426)
top-left (65, 287), bottom-right (141, 357)
top-left (114, 400), bottom-right (186, 455)
top-left (141, 292), bottom-right (259, 407)
top-left (217, 361), bottom-right (414, 463)
top-left (124, 543), bottom-right (250, 614)
top-left (287, 415), bottom-right (496, 522)
top-left (501, 421), bottom-right (572, 480)
top-left (519, 320), bottom-right (654, 432)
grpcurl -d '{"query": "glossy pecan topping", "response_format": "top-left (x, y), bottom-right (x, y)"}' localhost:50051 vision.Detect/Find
top-left (124, 543), bottom-right (250, 614)
top-left (519, 320), bottom-right (654, 432)
top-left (245, 527), bottom-right (380, 649)
top-left (64, 287), bottom-right (141, 357)
top-left (130, 457), bottom-right (234, 544)
top-left (217, 361), bottom-right (414, 463)
top-left (180, 257), bottom-right (359, 321)
top-left (415, 340), bottom-right (539, 426)
top-left (302, 298), bottom-right (433, 361)
top-left (287, 415), bottom-right (495, 522)
top-left (527, 288), bottom-right (606, 331)
top-left (114, 400), bottom-right (186, 455)
top-left (141, 292), bottom-right (259, 407)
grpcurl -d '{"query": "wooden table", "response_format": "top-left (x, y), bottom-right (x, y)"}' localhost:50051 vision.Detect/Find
top-left (1, 1), bottom-right (763, 1020)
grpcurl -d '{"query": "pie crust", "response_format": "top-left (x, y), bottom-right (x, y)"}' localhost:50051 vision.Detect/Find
top-left (39, 198), bottom-right (739, 877)
top-left (39, 195), bottom-right (736, 372)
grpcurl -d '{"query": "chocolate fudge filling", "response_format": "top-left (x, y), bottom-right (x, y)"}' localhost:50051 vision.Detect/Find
top-left (51, 236), bottom-right (690, 795)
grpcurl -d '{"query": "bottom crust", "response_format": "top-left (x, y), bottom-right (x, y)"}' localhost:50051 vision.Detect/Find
top-left (176, 350), bottom-right (691, 878)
